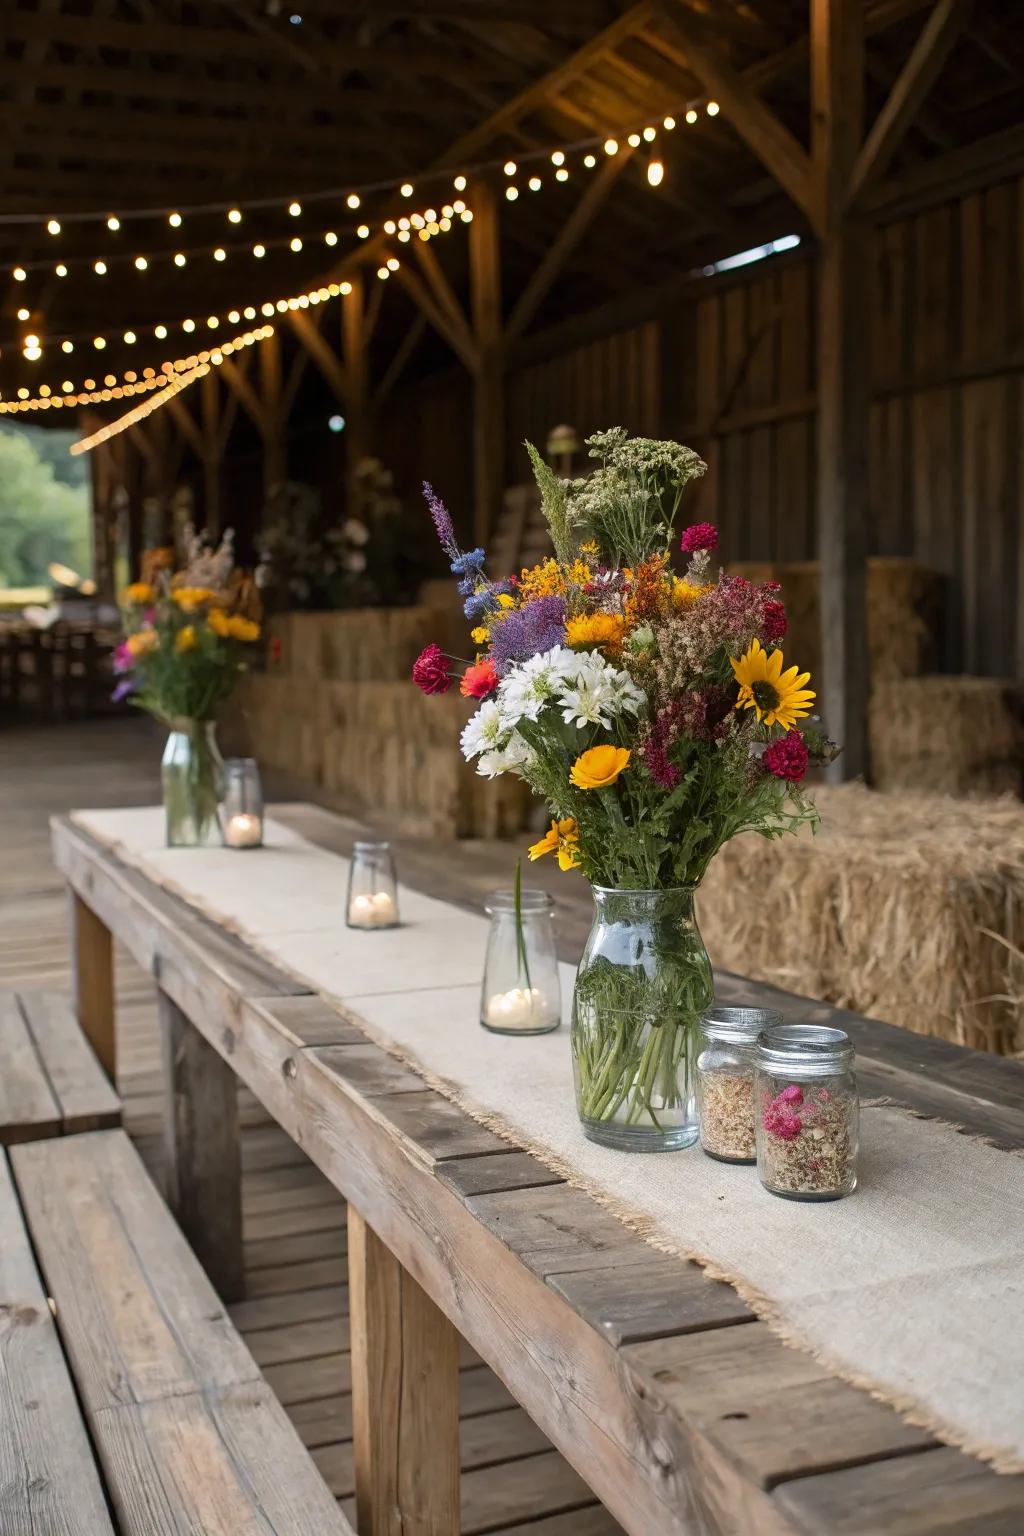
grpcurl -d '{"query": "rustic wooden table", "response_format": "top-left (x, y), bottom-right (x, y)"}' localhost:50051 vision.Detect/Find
top-left (52, 804), bottom-right (1024, 1536)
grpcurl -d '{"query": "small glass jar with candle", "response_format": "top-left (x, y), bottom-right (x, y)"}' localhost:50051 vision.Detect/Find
top-left (480, 888), bottom-right (561, 1035)
top-left (755, 1024), bottom-right (859, 1200)
top-left (346, 841), bottom-right (400, 930)
top-left (221, 758), bottom-right (264, 849)
top-left (697, 1005), bottom-right (783, 1163)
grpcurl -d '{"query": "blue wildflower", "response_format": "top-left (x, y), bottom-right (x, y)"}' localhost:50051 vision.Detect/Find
top-left (457, 576), bottom-right (477, 597)
top-left (451, 548), bottom-right (486, 576)
top-left (464, 590), bottom-right (498, 623)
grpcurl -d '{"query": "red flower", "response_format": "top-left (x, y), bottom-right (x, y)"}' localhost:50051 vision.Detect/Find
top-left (412, 643), bottom-right (452, 695)
top-left (761, 599), bottom-right (788, 642)
top-left (680, 521), bottom-right (719, 555)
top-left (763, 732), bottom-right (809, 782)
top-left (460, 657), bottom-right (498, 699)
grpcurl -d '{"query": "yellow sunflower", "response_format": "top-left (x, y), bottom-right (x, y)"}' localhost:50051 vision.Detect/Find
top-left (565, 612), bottom-right (625, 651)
top-left (730, 639), bottom-right (815, 730)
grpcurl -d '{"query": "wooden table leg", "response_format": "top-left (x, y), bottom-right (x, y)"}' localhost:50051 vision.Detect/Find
top-left (158, 990), bottom-right (245, 1303)
top-left (348, 1205), bottom-right (460, 1536)
top-left (70, 890), bottom-right (116, 1083)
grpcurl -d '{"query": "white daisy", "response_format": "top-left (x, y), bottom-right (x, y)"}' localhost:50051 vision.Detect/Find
top-left (460, 700), bottom-right (507, 761)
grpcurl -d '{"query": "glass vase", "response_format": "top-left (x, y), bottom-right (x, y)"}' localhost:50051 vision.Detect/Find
top-left (346, 841), bottom-right (400, 929)
top-left (480, 888), bottom-right (561, 1035)
top-left (571, 887), bottom-right (713, 1152)
top-left (161, 720), bottom-right (224, 848)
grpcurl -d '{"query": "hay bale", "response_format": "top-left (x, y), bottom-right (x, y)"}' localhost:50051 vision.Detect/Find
top-left (699, 783), bottom-right (1024, 1055)
top-left (871, 676), bottom-right (1024, 797)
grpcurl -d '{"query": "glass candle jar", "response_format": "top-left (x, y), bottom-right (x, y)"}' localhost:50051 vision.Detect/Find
top-left (346, 841), bottom-right (400, 930)
top-left (480, 889), bottom-right (561, 1035)
top-left (755, 1024), bottom-right (859, 1200)
top-left (696, 1006), bottom-right (783, 1163)
top-left (221, 758), bottom-right (264, 849)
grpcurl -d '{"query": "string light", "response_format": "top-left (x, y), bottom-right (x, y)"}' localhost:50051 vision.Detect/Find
top-left (213, 247), bottom-right (226, 261)
top-left (453, 175), bottom-right (466, 191)
top-left (228, 208), bottom-right (242, 223)
top-left (253, 243), bottom-right (266, 258)
top-left (551, 150), bottom-right (565, 166)
top-left (47, 219), bottom-right (61, 236)
top-left (628, 132), bottom-right (641, 147)
top-left (664, 116), bottom-right (676, 130)
top-left (604, 138), bottom-right (618, 155)
top-left (289, 236), bottom-right (302, 252)
top-left (707, 101), bottom-right (720, 115)
top-left (168, 212), bottom-right (181, 227)
top-left (55, 264), bottom-right (67, 277)
top-left (108, 215), bottom-right (121, 231)
top-left (346, 193), bottom-right (361, 209)
top-left (503, 161), bottom-right (517, 176)
top-left (13, 267), bottom-right (26, 282)
top-left (643, 126), bottom-right (657, 142)
top-left (505, 186), bottom-right (518, 201)
top-left (356, 224), bottom-right (370, 238)
top-left (174, 253), bottom-right (187, 267)
top-left (288, 201), bottom-right (302, 217)
top-left (134, 256), bottom-right (148, 270)
top-left (555, 167), bottom-right (569, 182)
top-left (528, 176), bottom-right (542, 191)
top-left (686, 109), bottom-right (698, 124)
top-left (583, 154), bottom-right (596, 168)
top-left (16, 308), bottom-right (29, 322)
top-left (647, 158), bottom-right (665, 187)
top-left (400, 183), bottom-right (413, 197)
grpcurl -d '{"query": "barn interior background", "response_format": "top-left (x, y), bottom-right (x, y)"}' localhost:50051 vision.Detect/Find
top-left (1, 0), bottom-right (1022, 1052)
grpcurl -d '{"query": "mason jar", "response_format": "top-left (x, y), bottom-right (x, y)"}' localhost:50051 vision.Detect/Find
top-left (346, 841), bottom-right (400, 929)
top-left (161, 719), bottom-right (224, 848)
top-left (480, 889), bottom-right (561, 1035)
top-left (755, 1024), bottom-right (858, 1200)
top-left (221, 758), bottom-right (264, 849)
top-left (696, 1006), bottom-right (783, 1163)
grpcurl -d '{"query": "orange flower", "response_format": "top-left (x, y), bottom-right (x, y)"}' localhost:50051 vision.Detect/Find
top-left (565, 612), bottom-right (625, 652)
top-left (528, 817), bottom-right (581, 871)
top-left (175, 625), bottom-right (196, 654)
top-left (570, 745), bottom-right (630, 790)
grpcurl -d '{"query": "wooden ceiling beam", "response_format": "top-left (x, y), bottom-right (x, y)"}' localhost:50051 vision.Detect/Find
top-left (848, 0), bottom-right (970, 206)
top-left (393, 262), bottom-right (478, 372)
top-left (286, 309), bottom-right (351, 408)
top-left (654, 1), bottom-right (818, 231)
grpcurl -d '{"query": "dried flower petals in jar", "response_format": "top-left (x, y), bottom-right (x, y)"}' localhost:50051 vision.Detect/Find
top-left (755, 1024), bottom-right (858, 1200)
top-left (696, 1006), bottom-right (782, 1163)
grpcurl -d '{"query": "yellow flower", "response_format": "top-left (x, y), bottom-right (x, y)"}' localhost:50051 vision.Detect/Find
top-left (209, 608), bottom-right (260, 642)
top-left (671, 577), bottom-right (712, 608)
top-left (528, 817), bottom-right (581, 871)
top-left (207, 606), bottom-right (230, 638)
top-left (175, 625), bottom-right (196, 654)
top-left (172, 585), bottom-right (216, 613)
top-left (126, 629), bottom-right (159, 658)
top-left (470, 625), bottom-right (489, 645)
top-left (580, 540), bottom-right (599, 556)
top-left (496, 593), bottom-right (515, 610)
top-left (123, 581), bottom-right (155, 605)
top-left (518, 556), bottom-right (592, 602)
top-left (565, 612), bottom-right (625, 652)
top-left (570, 745), bottom-right (630, 791)
top-left (730, 638), bottom-right (815, 730)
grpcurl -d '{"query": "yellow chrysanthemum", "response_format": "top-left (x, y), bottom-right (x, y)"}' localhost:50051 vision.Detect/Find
top-left (565, 612), bottom-right (625, 652)
top-left (470, 625), bottom-right (489, 645)
top-left (496, 593), bottom-right (515, 610)
top-left (528, 817), bottom-right (581, 871)
top-left (518, 556), bottom-right (592, 602)
top-left (730, 638), bottom-right (815, 730)
top-left (172, 585), bottom-right (216, 612)
top-left (123, 581), bottom-right (155, 605)
top-left (175, 625), bottom-right (196, 654)
top-left (126, 629), bottom-right (159, 658)
top-left (570, 745), bottom-right (631, 791)
top-left (671, 577), bottom-right (712, 608)
top-left (208, 608), bottom-right (260, 642)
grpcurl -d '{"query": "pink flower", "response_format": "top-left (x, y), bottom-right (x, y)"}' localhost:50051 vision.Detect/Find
top-left (761, 599), bottom-right (788, 642)
top-left (412, 643), bottom-right (452, 695)
top-left (459, 657), bottom-right (498, 700)
top-left (778, 1084), bottom-right (803, 1106)
top-left (112, 640), bottom-right (133, 675)
top-left (680, 521), bottom-right (719, 555)
top-left (763, 733), bottom-right (809, 783)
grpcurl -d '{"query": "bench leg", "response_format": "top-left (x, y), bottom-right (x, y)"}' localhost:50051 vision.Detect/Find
top-left (159, 990), bottom-right (245, 1303)
top-left (348, 1205), bottom-right (460, 1536)
top-left (70, 891), bottom-right (116, 1083)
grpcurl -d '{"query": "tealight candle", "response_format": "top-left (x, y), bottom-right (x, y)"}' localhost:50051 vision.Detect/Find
top-left (224, 812), bottom-right (262, 849)
top-left (480, 889), bottom-right (561, 1036)
top-left (346, 842), bottom-right (401, 929)
top-left (484, 986), bottom-right (550, 1030)
top-left (348, 890), bottom-right (397, 929)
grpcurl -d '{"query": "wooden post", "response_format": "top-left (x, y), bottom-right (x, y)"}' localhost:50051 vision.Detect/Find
top-left (260, 329), bottom-right (286, 488)
top-left (200, 369), bottom-right (222, 537)
top-left (812, 0), bottom-right (869, 780)
top-left (158, 990), bottom-right (244, 1302)
top-left (469, 179), bottom-right (504, 546)
top-left (342, 272), bottom-right (371, 477)
top-left (69, 893), bottom-right (115, 1083)
top-left (348, 1205), bottom-right (460, 1536)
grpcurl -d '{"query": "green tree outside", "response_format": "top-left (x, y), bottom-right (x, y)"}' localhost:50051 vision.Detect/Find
top-left (0, 423), bottom-right (91, 588)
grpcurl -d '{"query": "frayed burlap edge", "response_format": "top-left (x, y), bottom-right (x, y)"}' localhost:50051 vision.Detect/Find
top-left (71, 813), bottom-right (1024, 1477)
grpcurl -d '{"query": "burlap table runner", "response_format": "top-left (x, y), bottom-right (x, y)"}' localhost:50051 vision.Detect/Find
top-left (73, 807), bottom-right (1024, 1473)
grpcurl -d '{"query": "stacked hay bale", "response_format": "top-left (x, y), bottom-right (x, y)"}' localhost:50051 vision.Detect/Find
top-left (235, 607), bottom-right (532, 838)
top-left (699, 784), bottom-right (1024, 1055)
top-left (870, 677), bottom-right (1024, 796)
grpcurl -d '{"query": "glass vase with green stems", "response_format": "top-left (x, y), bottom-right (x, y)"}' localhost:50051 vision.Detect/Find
top-left (161, 719), bottom-right (225, 848)
top-left (571, 886), bottom-right (712, 1152)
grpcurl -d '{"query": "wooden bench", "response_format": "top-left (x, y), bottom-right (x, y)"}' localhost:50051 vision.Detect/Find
top-left (6, 1127), bottom-right (355, 1535)
top-left (0, 990), bottom-right (121, 1143)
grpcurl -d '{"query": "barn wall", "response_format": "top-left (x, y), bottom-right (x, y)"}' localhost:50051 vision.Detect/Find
top-left (376, 173), bottom-right (1023, 678)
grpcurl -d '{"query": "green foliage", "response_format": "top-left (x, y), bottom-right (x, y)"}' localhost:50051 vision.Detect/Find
top-left (0, 425), bottom-right (90, 587)
top-left (524, 439), bottom-right (576, 565)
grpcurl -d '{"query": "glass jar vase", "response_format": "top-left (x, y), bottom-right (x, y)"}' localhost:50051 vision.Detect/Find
top-left (480, 889), bottom-right (561, 1036)
top-left (221, 758), bottom-right (264, 849)
top-left (162, 720), bottom-right (224, 848)
top-left (346, 841), bottom-right (400, 929)
top-left (755, 1024), bottom-right (859, 1200)
top-left (697, 1006), bottom-right (783, 1163)
top-left (571, 887), bottom-right (713, 1153)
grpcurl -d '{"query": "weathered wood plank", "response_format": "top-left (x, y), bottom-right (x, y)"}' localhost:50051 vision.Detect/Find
top-left (548, 1257), bottom-right (752, 1346)
top-left (18, 989), bottom-right (122, 1133)
top-left (348, 1205), bottom-right (460, 1535)
top-left (0, 1151), bottom-right (115, 1535)
top-left (159, 990), bottom-right (245, 1302)
top-left (69, 887), bottom-right (116, 1080)
top-left (0, 991), bottom-right (61, 1143)
top-left (437, 1150), bottom-right (565, 1197)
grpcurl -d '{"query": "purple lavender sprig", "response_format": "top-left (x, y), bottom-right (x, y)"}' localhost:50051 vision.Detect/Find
top-left (423, 481), bottom-right (460, 563)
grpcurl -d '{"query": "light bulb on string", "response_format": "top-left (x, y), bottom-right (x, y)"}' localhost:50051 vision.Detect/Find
top-left (123, 330), bottom-right (136, 344)
top-left (13, 267), bottom-right (26, 281)
top-left (647, 158), bottom-right (664, 187)
top-left (706, 100), bottom-right (720, 115)
top-left (62, 340), bottom-right (73, 353)
top-left (253, 243), bottom-right (266, 258)
top-left (108, 215), bottom-right (121, 231)
top-left (357, 224), bottom-right (370, 238)
top-left (505, 186), bottom-right (518, 201)
top-left (643, 126), bottom-right (656, 142)
top-left (174, 253), bottom-right (187, 266)
top-left (400, 183), bottom-right (413, 197)
top-left (453, 175), bottom-right (466, 191)
top-left (686, 108), bottom-right (698, 124)
top-left (288, 201), bottom-right (302, 217)
top-left (55, 264), bottom-right (67, 276)
top-left (628, 132), bottom-right (641, 147)
top-left (503, 161), bottom-right (517, 176)
top-left (583, 154), bottom-right (596, 167)
top-left (154, 325), bottom-right (167, 339)
top-left (134, 256), bottom-right (148, 270)
top-left (324, 231), bottom-right (338, 245)
top-left (47, 219), bottom-right (61, 236)
top-left (604, 138), bottom-right (618, 155)
top-left (555, 167), bottom-right (569, 181)
top-left (228, 208), bottom-right (242, 223)
top-left (664, 115), bottom-right (676, 130)
top-left (528, 176), bottom-right (542, 191)
top-left (551, 150), bottom-right (565, 166)
top-left (17, 307), bottom-right (29, 321)
top-left (93, 337), bottom-right (106, 350)
top-left (94, 260), bottom-right (107, 275)
top-left (213, 248), bottom-right (226, 261)
top-left (386, 257), bottom-right (400, 271)
top-left (168, 212), bottom-right (181, 227)
top-left (346, 193), bottom-right (361, 209)
top-left (290, 236), bottom-right (303, 251)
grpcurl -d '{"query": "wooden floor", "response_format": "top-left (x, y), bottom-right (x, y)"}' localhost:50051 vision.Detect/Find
top-left (0, 717), bottom-right (624, 1536)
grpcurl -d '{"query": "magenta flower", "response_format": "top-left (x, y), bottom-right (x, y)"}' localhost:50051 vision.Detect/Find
top-left (778, 1084), bottom-right (804, 1106)
top-left (763, 733), bottom-right (809, 783)
top-left (112, 640), bottom-right (134, 675)
top-left (761, 599), bottom-right (788, 642)
top-left (412, 643), bottom-right (452, 695)
top-left (680, 522), bottom-right (719, 555)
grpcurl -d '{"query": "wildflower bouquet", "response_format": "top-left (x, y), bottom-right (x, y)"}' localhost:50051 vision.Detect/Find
top-left (115, 526), bottom-right (261, 846)
top-left (413, 429), bottom-right (836, 1150)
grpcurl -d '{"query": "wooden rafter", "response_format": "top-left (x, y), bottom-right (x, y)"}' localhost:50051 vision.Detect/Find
top-left (394, 263), bottom-right (478, 372)
top-left (287, 310), bottom-right (350, 407)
